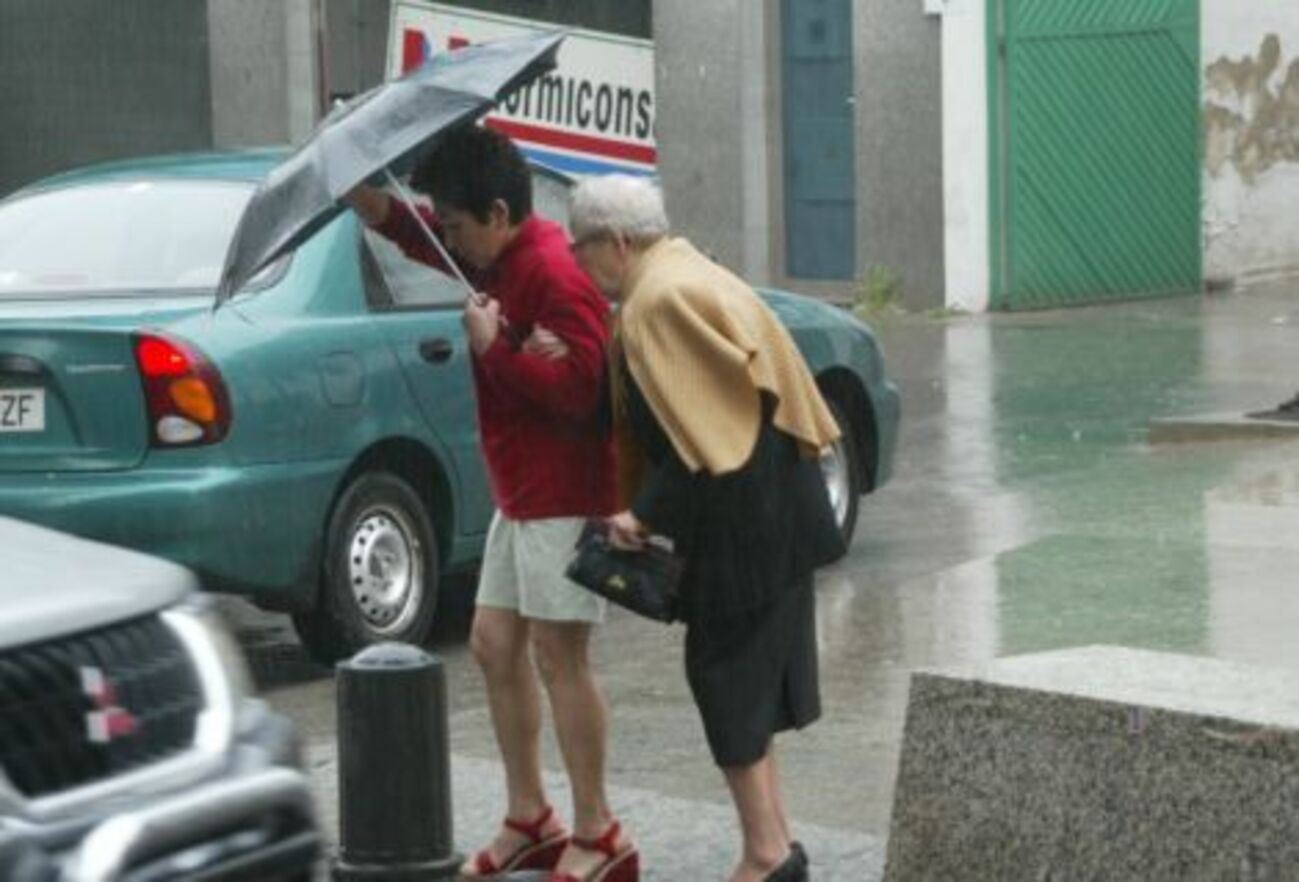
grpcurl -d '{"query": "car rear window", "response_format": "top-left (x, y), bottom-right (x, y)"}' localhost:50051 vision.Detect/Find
top-left (0, 179), bottom-right (258, 297)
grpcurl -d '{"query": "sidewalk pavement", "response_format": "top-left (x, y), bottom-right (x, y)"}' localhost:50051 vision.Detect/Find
top-left (304, 740), bottom-right (886, 881)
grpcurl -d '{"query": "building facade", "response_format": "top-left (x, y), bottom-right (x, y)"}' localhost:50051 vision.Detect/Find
top-left (943, 0), bottom-right (1299, 310)
top-left (659, 0), bottom-right (1299, 310)
top-left (0, 0), bottom-right (648, 197)
top-left (0, 0), bottom-right (215, 197)
top-left (653, 0), bottom-right (946, 310)
top-left (3, 1), bottom-right (1295, 310)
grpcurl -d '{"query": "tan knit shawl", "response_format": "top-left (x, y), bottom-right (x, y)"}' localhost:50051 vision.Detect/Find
top-left (612, 237), bottom-right (840, 494)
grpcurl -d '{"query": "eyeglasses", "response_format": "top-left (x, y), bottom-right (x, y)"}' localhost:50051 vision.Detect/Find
top-left (569, 232), bottom-right (608, 253)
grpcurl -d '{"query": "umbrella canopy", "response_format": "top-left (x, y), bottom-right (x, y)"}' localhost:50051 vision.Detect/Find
top-left (214, 30), bottom-right (565, 305)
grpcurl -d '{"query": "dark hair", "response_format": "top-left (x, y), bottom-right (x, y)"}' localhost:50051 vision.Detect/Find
top-left (411, 125), bottom-right (532, 224)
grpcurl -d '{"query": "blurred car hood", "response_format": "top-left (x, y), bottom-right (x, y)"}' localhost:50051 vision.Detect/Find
top-left (0, 516), bottom-right (196, 648)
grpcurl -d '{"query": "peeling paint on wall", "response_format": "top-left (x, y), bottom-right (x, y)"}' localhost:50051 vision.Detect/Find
top-left (1204, 34), bottom-right (1299, 183)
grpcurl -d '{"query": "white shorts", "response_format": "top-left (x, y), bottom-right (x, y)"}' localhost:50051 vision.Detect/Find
top-left (476, 513), bottom-right (607, 623)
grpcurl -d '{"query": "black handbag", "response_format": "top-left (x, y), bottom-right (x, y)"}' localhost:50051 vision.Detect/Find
top-left (566, 519), bottom-right (684, 623)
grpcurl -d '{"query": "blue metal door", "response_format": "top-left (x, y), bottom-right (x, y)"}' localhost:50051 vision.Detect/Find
top-left (782, 0), bottom-right (857, 280)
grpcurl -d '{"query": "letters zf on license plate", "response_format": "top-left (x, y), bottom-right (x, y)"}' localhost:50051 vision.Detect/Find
top-left (0, 389), bottom-right (45, 432)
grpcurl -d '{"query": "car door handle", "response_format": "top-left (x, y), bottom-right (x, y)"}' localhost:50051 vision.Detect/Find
top-left (418, 338), bottom-right (454, 364)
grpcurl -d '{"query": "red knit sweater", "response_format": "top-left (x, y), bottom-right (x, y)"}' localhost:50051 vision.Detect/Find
top-left (376, 202), bottom-right (615, 520)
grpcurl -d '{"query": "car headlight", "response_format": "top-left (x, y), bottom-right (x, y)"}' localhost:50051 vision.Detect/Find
top-left (162, 595), bottom-right (254, 755)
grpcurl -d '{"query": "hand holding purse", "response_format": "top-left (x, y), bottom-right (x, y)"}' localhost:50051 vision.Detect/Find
top-left (566, 519), bottom-right (684, 623)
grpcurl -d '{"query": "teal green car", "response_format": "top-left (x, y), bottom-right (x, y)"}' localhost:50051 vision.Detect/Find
top-left (0, 151), bottom-right (898, 661)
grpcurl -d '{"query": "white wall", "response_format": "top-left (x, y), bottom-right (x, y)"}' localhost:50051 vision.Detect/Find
top-left (1203, 5), bottom-right (1299, 287)
top-left (939, 0), bottom-right (990, 312)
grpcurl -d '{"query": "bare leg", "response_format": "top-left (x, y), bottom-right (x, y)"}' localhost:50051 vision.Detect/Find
top-left (532, 621), bottom-right (633, 877)
top-left (461, 607), bottom-right (565, 874)
top-left (765, 749), bottom-right (793, 845)
top-left (722, 749), bottom-right (793, 882)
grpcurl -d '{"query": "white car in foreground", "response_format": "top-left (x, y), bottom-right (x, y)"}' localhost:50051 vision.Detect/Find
top-left (0, 516), bottom-right (319, 881)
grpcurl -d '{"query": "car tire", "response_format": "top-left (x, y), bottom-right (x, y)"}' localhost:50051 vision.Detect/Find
top-left (292, 471), bottom-right (439, 664)
top-left (821, 396), bottom-right (863, 550)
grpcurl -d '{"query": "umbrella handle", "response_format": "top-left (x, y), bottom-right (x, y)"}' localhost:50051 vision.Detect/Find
top-left (382, 168), bottom-right (477, 298)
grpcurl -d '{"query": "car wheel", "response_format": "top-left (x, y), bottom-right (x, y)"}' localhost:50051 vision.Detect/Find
top-left (292, 471), bottom-right (439, 664)
top-left (821, 397), bottom-right (863, 548)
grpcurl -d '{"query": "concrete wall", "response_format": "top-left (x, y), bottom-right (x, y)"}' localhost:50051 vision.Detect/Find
top-left (0, 0), bottom-right (650, 194)
top-left (654, 0), bottom-right (947, 303)
top-left (853, 1), bottom-right (946, 310)
top-left (0, 0), bottom-right (212, 196)
top-left (739, 4), bottom-right (777, 286)
top-left (208, 0), bottom-right (322, 149)
top-left (323, 0), bottom-right (393, 100)
top-left (653, 0), bottom-right (752, 279)
top-left (1203, 4), bottom-right (1299, 287)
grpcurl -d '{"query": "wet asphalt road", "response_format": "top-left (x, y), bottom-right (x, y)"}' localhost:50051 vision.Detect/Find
top-left (226, 278), bottom-right (1299, 880)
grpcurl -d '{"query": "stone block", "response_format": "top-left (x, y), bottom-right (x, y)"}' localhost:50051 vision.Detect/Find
top-left (884, 646), bottom-right (1299, 881)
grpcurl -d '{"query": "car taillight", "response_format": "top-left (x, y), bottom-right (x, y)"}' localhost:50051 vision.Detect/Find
top-left (134, 333), bottom-right (232, 446)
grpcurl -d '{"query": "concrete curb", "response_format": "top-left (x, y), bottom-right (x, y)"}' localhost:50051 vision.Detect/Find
top-left (1148, 413), bottom-right (1299, 444)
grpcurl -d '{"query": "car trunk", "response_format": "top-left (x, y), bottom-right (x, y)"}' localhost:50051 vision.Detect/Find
top-left (0, 299), bottom-right (208, 473)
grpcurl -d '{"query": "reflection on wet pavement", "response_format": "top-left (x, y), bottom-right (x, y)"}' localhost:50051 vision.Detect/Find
top-left (818, 279), bottom-right (1299, 836)
top-left (562, 281), bottom-right (1299, 844)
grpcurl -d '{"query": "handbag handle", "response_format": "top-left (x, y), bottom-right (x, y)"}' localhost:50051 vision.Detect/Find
top-left (578, 518), bottom-right (675, 555)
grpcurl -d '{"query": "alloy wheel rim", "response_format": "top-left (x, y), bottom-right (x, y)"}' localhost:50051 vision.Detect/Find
top-left (820, 438), bottom-right (851, 529)
top-left (347, 505), bottom-right (423, 634)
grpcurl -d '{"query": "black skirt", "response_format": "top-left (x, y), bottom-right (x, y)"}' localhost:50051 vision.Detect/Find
top-left (685, 575), bottom-right (821, 766)
top-left (621, 370), bottom-right (840, 766)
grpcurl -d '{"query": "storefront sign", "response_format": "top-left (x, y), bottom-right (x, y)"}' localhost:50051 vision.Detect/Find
top-left (388, 2), bottom-right (656, 176)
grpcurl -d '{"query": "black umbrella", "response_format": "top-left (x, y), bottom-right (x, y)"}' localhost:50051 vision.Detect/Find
top-left (214, 30), bottom-right (565, 306)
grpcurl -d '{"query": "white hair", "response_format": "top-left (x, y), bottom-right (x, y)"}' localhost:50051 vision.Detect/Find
top-left (569, 174), bottom-right (669, 244)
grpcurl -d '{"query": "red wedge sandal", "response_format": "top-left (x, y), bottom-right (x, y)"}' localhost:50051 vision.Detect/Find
top-left (548, 820), bottom-right (639, 882)
top-left (463, 804), bottom-right (570, 877)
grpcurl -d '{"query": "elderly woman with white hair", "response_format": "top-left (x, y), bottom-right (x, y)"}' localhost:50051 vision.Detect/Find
top-left (567, 175), bottom-right (845, 882)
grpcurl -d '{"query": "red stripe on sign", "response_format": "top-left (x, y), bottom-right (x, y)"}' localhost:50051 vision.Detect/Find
top-left (486, 117), bottom-right (657, 165)
top-left (401, 30), bottom-right (426, 74)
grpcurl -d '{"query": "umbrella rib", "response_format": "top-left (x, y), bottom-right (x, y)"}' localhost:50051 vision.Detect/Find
top-left (383, 168), bottom-right (477, 298)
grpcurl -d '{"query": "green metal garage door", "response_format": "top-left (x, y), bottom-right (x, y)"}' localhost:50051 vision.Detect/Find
top-left (989, 0), bottom-right (1201, 310)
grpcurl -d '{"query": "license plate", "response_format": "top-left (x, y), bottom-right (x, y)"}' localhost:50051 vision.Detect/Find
top-left (0, 388), bottom-right (45, 433)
